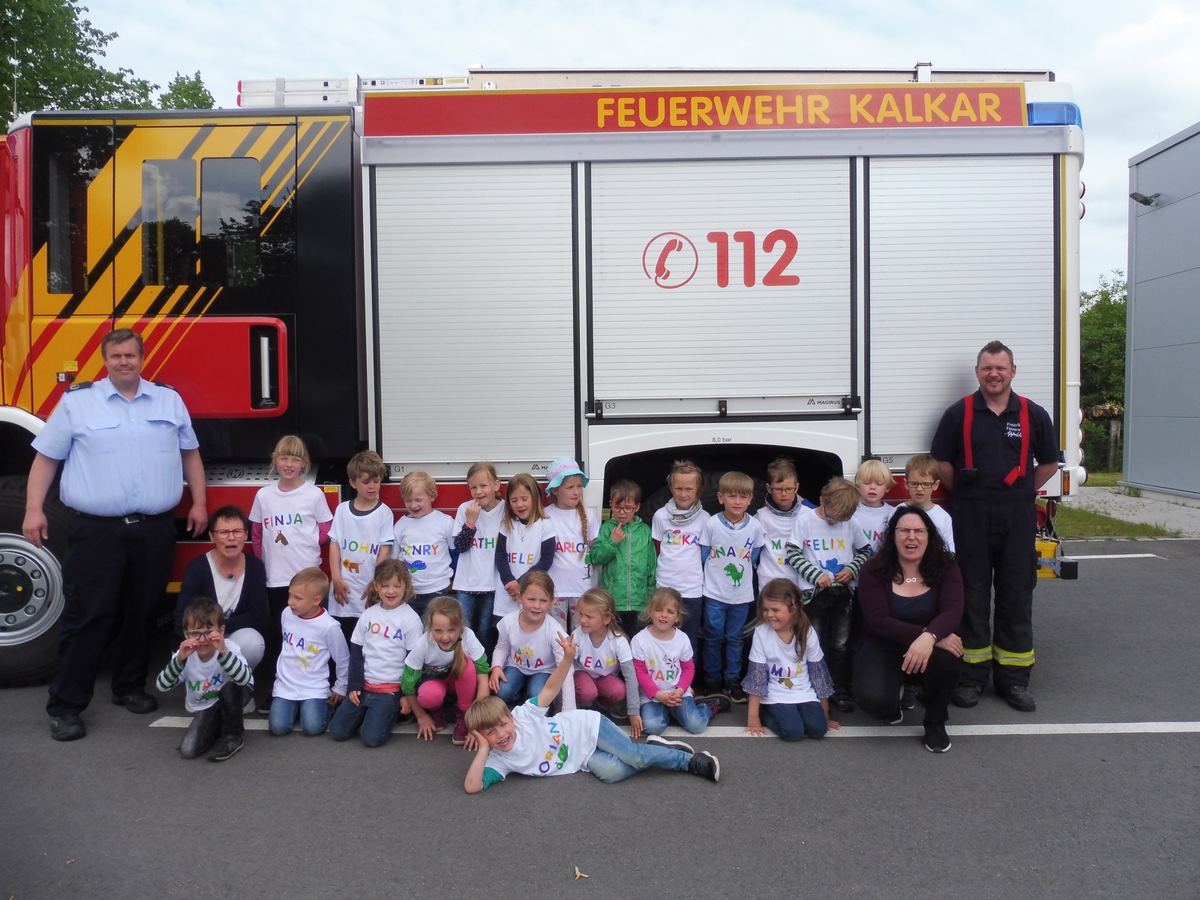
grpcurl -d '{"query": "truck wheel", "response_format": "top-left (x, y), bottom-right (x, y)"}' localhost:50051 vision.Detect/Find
top-left (0, 476), bottom-right (68, 686)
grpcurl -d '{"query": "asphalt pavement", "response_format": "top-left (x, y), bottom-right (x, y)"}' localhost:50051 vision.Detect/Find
top-left (4, 537), bottom-right (1199, 899)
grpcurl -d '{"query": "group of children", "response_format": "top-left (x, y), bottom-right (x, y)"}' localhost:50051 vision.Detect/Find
top-left (158, 435), bottom-right (955, 790)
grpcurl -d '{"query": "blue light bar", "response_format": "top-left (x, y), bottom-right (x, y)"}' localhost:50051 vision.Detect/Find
top-left (1027, 102), bottom-right (1082, 127)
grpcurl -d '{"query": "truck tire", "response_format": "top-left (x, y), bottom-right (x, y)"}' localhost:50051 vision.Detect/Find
top-left (0, 476), bottom-right (69, 686)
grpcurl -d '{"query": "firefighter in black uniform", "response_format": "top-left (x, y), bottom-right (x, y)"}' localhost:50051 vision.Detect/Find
top-left (931, 340), bottom-right (1059, 712)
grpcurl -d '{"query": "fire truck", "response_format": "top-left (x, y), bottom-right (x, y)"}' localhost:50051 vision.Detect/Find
top-left (0, 66), bottom-right (1084, 684)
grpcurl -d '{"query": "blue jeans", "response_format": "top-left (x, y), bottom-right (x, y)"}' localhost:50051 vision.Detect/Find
top-left (681, 596), bottom-right (703, 654)
top-left (497, 668), bottom-right (550, 706)
top-left (587, 716), bottom-right (692, 783)
top-left (268, 697), bottom-right (330, 736)
top-left (327, 689), bottom-right (401, 747)
top-left (640, 696), bottom-right (713, 735)
top-left (761, 701), bottom-right (829, 741)
top-left (702, 598), bottom-right (750, 685)
top-left (457, 590), bottom-right (496, 657)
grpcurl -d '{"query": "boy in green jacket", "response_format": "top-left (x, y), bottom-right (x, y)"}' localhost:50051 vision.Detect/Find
top-left (589, 480), bottom-right (657, 636)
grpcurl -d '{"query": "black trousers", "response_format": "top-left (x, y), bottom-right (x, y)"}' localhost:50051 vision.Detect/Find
top-left (953, 497), bottom-right (1038, 690)
top-left (180, 682), bottom-right (245, 758)
top-left (853, 641), bottom-right (960, 724)
top-left (47, 512), bottom-right (175, 716)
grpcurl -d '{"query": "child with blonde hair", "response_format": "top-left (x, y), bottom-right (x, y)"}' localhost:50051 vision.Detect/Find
top-left (651, 460), bottom-right (710, 650)
top-left (268, 568), bottom-right (348, 736)
top-left (855, 458), bottom-right (895, 552)
top-left (785, 476), bottom-right (872, 712)
top-left (571, 588), bottom-right (641, 737)
top-left (463, 633), bottom-right (721, 792)
top-left (544, 457), bottom-right (600, 629)
top-left (402, 595), bottom-right (491, 746)
top-left (327, 559), bottom-right (422, 747)
top-left (250, 435), bottom-right (334, 709)
top-left (491, 571), bottom-right (575, 710)
top-left (743, 578), bottom-right (837, 739)
top-left (631, 588), bottom-right (730, 735)
top-left (493, 473), bottom-right (556, 620)
top-left (452, 462), bottom-right (505, 655)
top-left (393, 471), bottom-right (456, 620)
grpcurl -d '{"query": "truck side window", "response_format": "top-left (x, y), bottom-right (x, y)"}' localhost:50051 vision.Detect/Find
top-left (200, 157), bottom-right (262, 287)
top-left (42, 126), bottom-right (111, 295)
top-left (142, 159), bottom-right (198, 285)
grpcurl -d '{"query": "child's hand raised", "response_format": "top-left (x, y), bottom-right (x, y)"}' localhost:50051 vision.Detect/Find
top-left (207, 629), bottom-right (227, 653)
top-left (176, 638), bottom-right (199, 661)
top-left (610, 523), bottom-right (626, 543)
top-left (555, 633), bottom-right (579, 659)
top-left (465, 502), bottom-right (481, 527)
top-left (464, 730), bottom-right (487, 752)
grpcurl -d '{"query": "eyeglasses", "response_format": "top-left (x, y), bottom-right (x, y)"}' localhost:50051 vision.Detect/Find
top-left (905, 481), bottom-right (937, 490)
top-left (212, 529), bottom-right (246, 538)
top-left (896, 527), bottom-right (928, 537)
top-left (611, 504), bottom-right (640, 512)
top-left (768, 485), bottom-right (798, 494)
top-left (184, 629), bottom-right (214, 640)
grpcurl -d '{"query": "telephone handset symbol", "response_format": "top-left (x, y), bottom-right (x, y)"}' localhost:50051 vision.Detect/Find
top-left (655, 239), bottom-right (684, 286)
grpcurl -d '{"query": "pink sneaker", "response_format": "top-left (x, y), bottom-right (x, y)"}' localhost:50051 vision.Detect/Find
top-left (431, 708), bottom-right (446, 731)
top-left (452, 716), bottom-right (469, 746)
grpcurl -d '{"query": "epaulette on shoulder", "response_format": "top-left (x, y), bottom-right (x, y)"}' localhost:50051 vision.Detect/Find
top-left (66, 381), bottom-right (94, 392)
top-left (152, 381), bottom-right (179, 392)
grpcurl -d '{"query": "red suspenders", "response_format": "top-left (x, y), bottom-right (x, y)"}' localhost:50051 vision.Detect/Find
top-left (962, 394), bottom-right (1030, 486)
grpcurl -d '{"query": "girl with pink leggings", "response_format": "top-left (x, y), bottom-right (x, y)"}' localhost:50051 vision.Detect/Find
top-left (401, 596), bottom-right (490, 746)
top-left (571, 588), bottom-right (643, 739)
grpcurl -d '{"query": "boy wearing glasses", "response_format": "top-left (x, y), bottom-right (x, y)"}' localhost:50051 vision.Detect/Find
top-left (902, 454), bottom-right (955, 551)
top-left (156, 597), bottom-right (254, 761)
top-left (755, 457), bottom-right (811, 589)
top-left (785, 477), bottom-right (872, 713)
top-left (854, 459), bottom-right (895, 552)
top-left (590, 480), bottom-right (657, 637)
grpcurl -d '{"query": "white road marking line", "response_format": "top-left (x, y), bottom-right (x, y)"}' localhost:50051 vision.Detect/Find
top-left (149, 717), bottom-right (1200, 737)
top-left (1066, 553), bottom-right (1163, 560)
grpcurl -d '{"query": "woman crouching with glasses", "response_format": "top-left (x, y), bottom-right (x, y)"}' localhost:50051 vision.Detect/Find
top-left (853, 505), bottom-right (963, 753)
top-left (174, 505), bottom-right (268, 680)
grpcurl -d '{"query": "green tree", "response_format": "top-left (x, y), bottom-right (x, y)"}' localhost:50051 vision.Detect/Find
top-left (1080, 271), bottom-right (1127, 470)
top-left (2, 0), bottom-right (157, 127)
top-left (158, 71), bottom-right (215, 110)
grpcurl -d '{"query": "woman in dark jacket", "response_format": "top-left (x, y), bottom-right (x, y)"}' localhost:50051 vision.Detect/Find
top-left (854, 505), bottom-right (963, 752)
top-left (174, 504), bottom-right (268, 669)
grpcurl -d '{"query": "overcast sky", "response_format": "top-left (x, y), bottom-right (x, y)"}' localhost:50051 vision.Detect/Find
top-left (84, 0), bottom-right (1200, 288)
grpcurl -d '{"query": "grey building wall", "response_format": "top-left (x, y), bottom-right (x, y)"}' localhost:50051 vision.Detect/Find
top-left (1125, 121), bottom-right (1200, 499)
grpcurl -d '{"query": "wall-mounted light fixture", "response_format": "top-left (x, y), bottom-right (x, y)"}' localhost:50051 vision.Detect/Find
top-left (1130, 192), bottom-right (1161, 207)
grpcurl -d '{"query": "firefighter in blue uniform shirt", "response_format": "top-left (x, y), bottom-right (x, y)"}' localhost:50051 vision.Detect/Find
top-left (931, 340), bottom-right (1059, 713)
top-left (23, 328), bottom-right (208, 742)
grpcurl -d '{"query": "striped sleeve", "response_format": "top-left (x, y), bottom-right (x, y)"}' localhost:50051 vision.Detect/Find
top-left (217, 650), bottom-right (253, 686)
top-left (155, 656), bottom-right (185, 693)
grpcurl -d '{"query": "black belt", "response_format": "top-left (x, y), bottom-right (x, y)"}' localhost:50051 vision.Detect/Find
top-left (75, 511), bottom-right (168, 525)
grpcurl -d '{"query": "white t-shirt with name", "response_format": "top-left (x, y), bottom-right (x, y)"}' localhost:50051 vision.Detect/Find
top-left (452, 501), bottom-right (505, 592)
top-left (701, 514), bottom-right (765, 604)
top-left (393, 510), bottom-right (455, 594)
top-left (856, 502), bottom-right (893, 553)
top-left (351, 602), bottom-right (424, 684)
top-left (629, 627), bottom-right (694, 704)
top-left (274, 608), bottom-right (349, 700)
top-left (493, 516), bottom-right (556, 617)
top-left (570, 628), bottom-right (632, 678)
top-left (483, 700), bottom-right (601, 781)
top-left (251, 482), bottom-right (334, 588)
top-left (405, 627), bottom-right (488, 679)
top-left (651, 506), bottom-right (710, 597)
top-left (787, 514), bottom-right (868, 591)
top-left (172, 638), bottom-right (252, 713)
top-left (329, 500), bottom-right (395, 618)
top-left (546, 504), bottom-right (600, 597)
top-left (755, 504), bottom-right (806, 587)
top-left (748, 621), bottom-right (825, 705)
